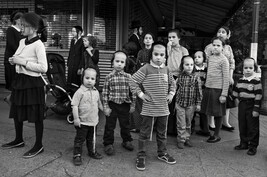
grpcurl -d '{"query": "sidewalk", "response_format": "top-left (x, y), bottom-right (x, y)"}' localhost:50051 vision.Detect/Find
top-left (0, 88), bottom-right (267, 177)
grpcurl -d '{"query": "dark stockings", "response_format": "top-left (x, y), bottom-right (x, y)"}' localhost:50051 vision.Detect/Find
top-left (14, 118), bottom-right (23, 142)
top-left (214, 116), bottom-right (222, 137)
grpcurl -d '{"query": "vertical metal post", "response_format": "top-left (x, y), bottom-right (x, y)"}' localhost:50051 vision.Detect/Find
top-left (172, 0), bottom-right (176, 29)
top-left (250, 0), bottom-right (260, 62)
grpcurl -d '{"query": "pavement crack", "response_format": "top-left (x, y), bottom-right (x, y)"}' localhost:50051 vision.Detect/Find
top-left (21, 152), bottom-right (63, 177)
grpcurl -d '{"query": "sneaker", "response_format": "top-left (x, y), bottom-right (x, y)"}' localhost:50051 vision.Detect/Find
top-left (88, 151), bottom-right (103, 159)
top-left (136, 156), bottom-right (146, 171)
top-left (234, 144), bottom-right (248, 150)
top-left (2, 140), bottom-right (25, 149)
top-left (23, 146), bottom-right (44, 159)
top-left (177, 142), bottom-right (184, 149)
top-left (73, 154), bottom-right (82, 166)
top-left (247, 147), bottom-right (257, 156)
top-left (121, 141), bottom-right (134, 151)
top-left (184, 139), bottom-right (193, 147)
top-left (158, 153), bottom-right (176, 164)
top-left (104, 144), bottom-right (114, 155)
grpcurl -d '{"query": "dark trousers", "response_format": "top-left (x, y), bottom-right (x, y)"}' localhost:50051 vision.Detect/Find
top-left (238, 100), bottom-right (259, 148)
top-left (103, 102), bottom-right (133, 146)
top-left (73, 125), bottom-right (95, 156)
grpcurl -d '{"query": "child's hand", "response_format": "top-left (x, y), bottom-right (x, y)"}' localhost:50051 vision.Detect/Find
top-left (104, 108), bottom-right (112, 117)
top-left (196, 105), bottom-right (201, 112)
top-left (129, 106), bottom-right (135, 113)
top-left (166, 94), bottom-right (174, 104)
top-left (74, 119), bottom-right (81, 127)
top-left (229, 78), bottom-right (234, 85)
top-left (252, 111), bottom-right (259, 117)
top-left (140, 94), bottom-right (152, 102)
top-left (167, 41), bottom-right (172, 47)
top-left (219, 96), bottom-right (226, 103)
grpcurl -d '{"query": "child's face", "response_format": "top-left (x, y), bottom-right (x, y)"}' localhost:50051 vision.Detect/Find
top-left (212, 39), bottom-right (223, 55)
top-left (194, 51), bottom-right (204, 66)
top-left (143, 34), bottom-right (154, 46)
top-left (151, 45), bottom-right (166, 66)
top-left (243, 59), bottom-right (255, 77)
top-left (168, 32), bottom-right (180, 46)
top-left (217, 28), bottom-right (228, 40)
top-left (82, 38), bottom-right (90, 48)
top-left (183, 57), bottom-right (194, 74)
top-left (113, 52), bottom-right (126, 71)
top-left (83, 70), bottom-right (96, 88)
top-left (21, 21), bottom-right (35, 37)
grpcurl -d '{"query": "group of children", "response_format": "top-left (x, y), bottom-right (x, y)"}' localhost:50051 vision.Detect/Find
top-left (70, 27), bottom-right (263, 171)
top-left (1, 13), bottom-right (262, 171)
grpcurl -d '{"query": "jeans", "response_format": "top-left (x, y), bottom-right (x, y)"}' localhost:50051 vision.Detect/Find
top-left (103, 102), bottom-right (132, 146)
top-left (175, 104), bottom-right (195, 143)
top-left (73, 125), bottom-right (95, 156)
top-left (138, 115), bottom-right (168, 157)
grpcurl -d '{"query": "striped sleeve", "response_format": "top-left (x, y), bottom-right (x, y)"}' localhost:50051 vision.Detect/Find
top-left (131, 66), bottom-right (147, 96)
top-left (221, 58), bottom-right (230, 96)
top-left (253, 80), bottom-right (262, 113)
top-left (195, 75), bottom-right (202, 106)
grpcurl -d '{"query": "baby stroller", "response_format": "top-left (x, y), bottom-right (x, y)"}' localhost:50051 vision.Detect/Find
top-left (45, 53), bottom-right (78, 123)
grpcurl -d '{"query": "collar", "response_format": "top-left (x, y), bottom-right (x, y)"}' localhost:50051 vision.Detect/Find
top-left (25, 36), bottom-right (39, 45)
top-left (80, 84), bottom-right (97, 91)
top-left (12, 25), bottom-right (21, 32)
top-left (195, 65), bottom-right (205, 70)
top-left (112, 69), bottom-right (125, 75)
top-left (241, 73), bottom-right (256, 81)
top-left (150, 61), bottom-right (165, 68)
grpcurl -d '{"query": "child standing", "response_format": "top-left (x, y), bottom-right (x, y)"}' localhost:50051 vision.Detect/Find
top-left (233, 58), bottom-right (262, 156)
top-left (81, 35), bottom-right (100, 90)
top-left (131, 42), bottom-right (176, 171)
top-left (176, 56), bottom-right (202, 149)
top-left (72, 68), bottom-right (103, 166)
top-left (193, 51), bottom-right (210, 137)
top-left (201, 37), bottom-right (229, 143)
top-left (102, 51), bottom-right (136, 155)
top-left (2, 12), bottom-right (47, 158)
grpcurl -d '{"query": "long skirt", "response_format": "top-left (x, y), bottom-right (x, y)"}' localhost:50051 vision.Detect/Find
top-left (9, 74), bottom-right (46, 123)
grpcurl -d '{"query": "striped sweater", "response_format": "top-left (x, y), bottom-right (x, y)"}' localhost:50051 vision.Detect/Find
top-left (131, 63), bottom-right (176, 116)
top-left (205, 54), bottom-right (229, 96)
top-left (233, 75), bottom-right (262, 112)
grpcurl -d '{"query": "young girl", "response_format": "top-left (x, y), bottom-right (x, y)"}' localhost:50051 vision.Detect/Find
top-left (130, 32), bottom-right (155, 133)
top-left (201, 37), bottom-right (229, 143)
top-left (67, 25), bottom-right (84, 86)
top-left (2, 12), bottom-right (47, 158)
top-left (205, 26), bottom-right (235, 131)
top-left (193, 51), bottom-right (210, 137)
top-left (175, 56), bottom-right (202, 149)
top-left (131, 42), bottom-right (176, 171)
top-left (233, 58), bottom-right (262, 156)
top-left (81, 35), bottom-right (100, 90)
top-left (72, 68), bottom-right (103, 166)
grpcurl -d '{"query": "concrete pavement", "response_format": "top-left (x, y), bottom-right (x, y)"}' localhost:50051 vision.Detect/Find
top-left (0, 88), bottom-right (267, 177)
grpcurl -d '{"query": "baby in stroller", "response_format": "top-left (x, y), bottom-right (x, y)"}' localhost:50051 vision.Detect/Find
top-left (45, 53), bottom-right (79, 123)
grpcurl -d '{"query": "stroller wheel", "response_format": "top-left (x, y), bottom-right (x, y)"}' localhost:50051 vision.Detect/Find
top-left (67, 114), bottom-right (74, 124)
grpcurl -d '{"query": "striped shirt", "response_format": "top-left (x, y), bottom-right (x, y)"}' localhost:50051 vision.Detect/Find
top-left (102, 70), bottom-right (136, 109)
top-left (176, 72), bottom-right (202, 107)
top-left (233, 74), bottom-right (262, 112)
top-left (131, 62), bottom-right (176, 117)
top-left (205, 54), bottom-right (229, 96)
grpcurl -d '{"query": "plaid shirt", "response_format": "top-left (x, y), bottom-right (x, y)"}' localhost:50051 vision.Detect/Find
top-left (102, 69), bottom-right (136, 109)
top-left (176, 72), bottom-right (202, 107)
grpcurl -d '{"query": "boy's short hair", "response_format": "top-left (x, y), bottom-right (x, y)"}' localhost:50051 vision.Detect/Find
top-left (179, 55), bottom-right (196, 74)
top-left (81, 68), bottom-right (97, 84)
top-left (148, 41), bottom-right (167, 62)
top-left (168, 29), bottom-right (181, 39)
top-left (111, 50), bottom-right (128, 68)
top-left (243, 57), bottom-right (258, 72)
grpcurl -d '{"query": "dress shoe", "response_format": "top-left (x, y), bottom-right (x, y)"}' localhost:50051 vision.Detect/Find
top-left (2, 141), bottom-right (25, 149)
top-left (234, 144), bottom-right (248, 150)
top-left (221, 124), bottom-right (235, 131)
top-left (247, 147), bottom-right (257, 155)
top-left (23, 146), bottom-right (44, 158)
top-left (207, 136), bottom-right (221, 143)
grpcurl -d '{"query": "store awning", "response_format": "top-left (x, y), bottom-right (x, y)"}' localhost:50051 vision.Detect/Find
top-left (141, 0), bottom-right (247, 35)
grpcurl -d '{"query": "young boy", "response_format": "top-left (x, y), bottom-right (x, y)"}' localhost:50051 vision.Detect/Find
top-left (167, 29), bottom-right (189, 78)
top-left (72, 68), bottom-right (103, 166)
top-left (131, 42), bottom-right (176, 171)
top-left (102, 51), bottom-right (136, 155)
top-left (233, 58), bottom-right (262, 156)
